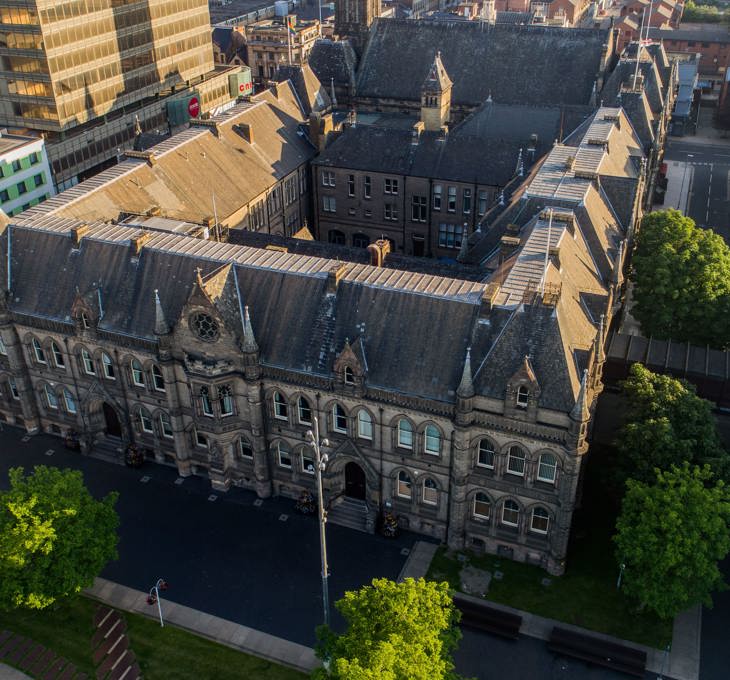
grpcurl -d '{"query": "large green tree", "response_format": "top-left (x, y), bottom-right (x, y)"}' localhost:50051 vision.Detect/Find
top-left (614, 463), bottom-right (730, 619)
top-left (631, 209), bottom-right (730, 347)
top-left (313, 577), bottom-right (463, 680)
top-left (614, 363), bottom-right (726, 487)
top-left (0, 466), bottom-right (119, 610)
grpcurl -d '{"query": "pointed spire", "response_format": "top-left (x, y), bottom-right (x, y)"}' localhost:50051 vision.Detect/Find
top-left (330, 77), bottom-right (337, 108)
top-left (457, 224), bottom-right (469, 262)
top-left (516, 148), bottom-right (524, 177)
top-left (134, 114), bottom-right (142, 137)
top-left (242, 305), bottom-right (258, 353)
top-left (611, 239), bottom-right (624, 285)
top-left (499, 190), bottom-right (506, 207)
top-left (595, 314), bottom-right (606, 363)
top-left (457, 347), bottom-right (475, 398)
top-left (154, 289), bottom-right (170, 335)
top-left (570, 369), bottom-right (590, 422)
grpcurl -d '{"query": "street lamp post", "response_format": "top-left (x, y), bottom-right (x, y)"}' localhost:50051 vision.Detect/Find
top-left (306, 417), bottom-right (331, 628)
top-left (147, 578), bottom-right (168, 627)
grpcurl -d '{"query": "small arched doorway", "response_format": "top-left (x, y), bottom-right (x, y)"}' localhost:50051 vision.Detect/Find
top-left (345, 461), bottom-right (366, 500)
top-left (102, 402), bottom-right (121, 438)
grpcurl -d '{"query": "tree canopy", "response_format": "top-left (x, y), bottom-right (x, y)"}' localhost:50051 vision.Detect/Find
top-left (614, 363), bottom-right (727, 487)
top-left (0, 466), bottom-right (119, 610)
top-left (630, 209), bottom-right (730, 347)
top-left (614, 463), bottom-right (730, 619)
top-left (313, 577), bottom-right (463, 680)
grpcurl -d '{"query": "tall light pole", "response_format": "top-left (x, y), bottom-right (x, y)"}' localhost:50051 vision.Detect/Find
top-left (306, 417), bottom-right (331, 627)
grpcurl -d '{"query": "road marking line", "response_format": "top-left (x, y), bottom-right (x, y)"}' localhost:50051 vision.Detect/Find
top-left (21, 435), bottom-right (30, 442)
top-left (140, 476), bottom-right (151, 483)
top-left (253, 498), bottom-right (263, 507)
top-left (45, 449), bottom-right (54, 456)
top-left (207, 494), bottom-right (218, 502)
top-left (278, 514), bottom-right (289, 522)
top-left (174, 477), bottom-right (184, 485)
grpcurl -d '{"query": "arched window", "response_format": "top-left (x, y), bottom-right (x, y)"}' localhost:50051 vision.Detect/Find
top-left (160, 412), bottom-right (173, 438)
top-left (344, 366), bottom-right (355, 385)
top-left (424, 425), bottom-right (441, 455)
top-left (302, 450), bottom-right (315, 474)
top-left (502, 500), bottom-right (520, 527)
top-left (516, 385), bottom-right (529, 408)
top-left (200, 386), bottom-right (213, 417)
top-left (357, 410), bottom-right (373, 440)
top-left (0, 336), bottom-right (6, 355)
top-left (273, 392), bottom-right (288, 420)
top-left (507, 446), bottom-right (526, 476)
top-left (51, 341), bottom-right (65, 368)
top-left (477, 439), bottom-right (495, 468)
top-left (8, 377), bottom-right (18, 400)
top-left (531, 507), bottom-right (550, 534)
top-left (239, 438), bottom-right (254, 459)
top-left (219, 384), bottom-right (234, 416)
top-left (63, 388), bottom-right (76, 414)
top-left (397, 419), bottom-right (413, 449)
top-left (333, 404), bottom-right (347, 433)
top-left (298, 396), bottom-right (312, 424)
top-left (81, 348), bottom-right (95, 375)
top-left (44, 385), bottom-right (58, 409)
top-left (131, 359), bottom-right (145, 387)
top-left (397, 471), bottom-right (412, 499)
top-left (276, 441), bottom-right (292, 468)
top-left (473, 492), bottom-right (491, 520)
top-left (352, 233), bottom-right (369, 248)
top-left (537, 453), bottom-right (557, 484)
top-left (32, 337), bottom-right (46, 364)
top-left (138, 407), bottom-right (153, 433)
top-left (328, 229), bottom-right (345, 245)
top-left (151, 364), bottom-right (165, 392)
top-left (423, 478), bottom-right (438, 505)
top-left (101, 353), bottom-right (115, 379)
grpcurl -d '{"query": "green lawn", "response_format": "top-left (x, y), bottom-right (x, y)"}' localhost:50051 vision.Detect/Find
top-left (0, 596), bottom-right (307, 680)
top-left (427, 444), bottom-right (673, 649)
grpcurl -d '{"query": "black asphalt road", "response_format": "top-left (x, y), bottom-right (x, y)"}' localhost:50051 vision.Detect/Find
top-left (0, 427), bottom-right (685, 679)
top-left (664, 140), bottom-right (730, 240)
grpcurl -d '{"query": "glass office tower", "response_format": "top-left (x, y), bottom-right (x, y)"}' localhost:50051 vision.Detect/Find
top-left (0, 0), bottom-right (214, 131)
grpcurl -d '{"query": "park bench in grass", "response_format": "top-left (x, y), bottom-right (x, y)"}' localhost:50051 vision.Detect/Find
top-left (452, 593), bottom-right (522, 639)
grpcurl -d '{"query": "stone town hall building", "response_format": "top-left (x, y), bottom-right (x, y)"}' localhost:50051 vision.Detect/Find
top-left (0, 106), bottom-right (643, 575)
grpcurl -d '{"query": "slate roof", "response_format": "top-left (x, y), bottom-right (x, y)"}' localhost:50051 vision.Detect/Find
top-left (648, 25), bottom-right (730, 44)
top-left (355, 19), bottom-right (610, 107)
top-left (19, 83), bottom-right (315, 228)
top-left (275, 64), bottom-right (332, 116)
top-left (495, 11), bottom-right (534, 24)
top-left (314, 101), bottom-right (593, 187)
top-left (309, 39), bottom-right (358, 92)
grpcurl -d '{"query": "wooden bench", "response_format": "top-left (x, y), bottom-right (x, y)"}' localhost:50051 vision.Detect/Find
top-left (453, 594), bottom-right (522, 639)
top-left (547, 626), bottom-right (647, 678)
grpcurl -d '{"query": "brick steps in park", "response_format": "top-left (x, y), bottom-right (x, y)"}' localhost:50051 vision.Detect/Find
top-left (92, 606), bottom-right (141, 680)
top-left (0, 628), bottom-right (88, 679)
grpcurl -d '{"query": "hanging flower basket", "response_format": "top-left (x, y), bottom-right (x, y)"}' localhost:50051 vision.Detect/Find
top-left (146, 594), bottom-right (157, 606)
top-left (380, 511), bottom-right (399, 538)
top-left (295, 490), bottom-right (316, 515)
top-left (125, 444), bottom-right (144, 468)
top-left (63, 429), bottom-right (80, 451)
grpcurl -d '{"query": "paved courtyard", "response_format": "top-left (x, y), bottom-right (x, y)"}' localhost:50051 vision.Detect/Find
top-left (0, 426), bottom-right (414, 647)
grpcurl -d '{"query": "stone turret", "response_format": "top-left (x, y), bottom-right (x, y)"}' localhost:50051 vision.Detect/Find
top-left (421, 51), bottom-right (452, 132)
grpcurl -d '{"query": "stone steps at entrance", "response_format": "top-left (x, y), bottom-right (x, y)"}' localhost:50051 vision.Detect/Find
top-left (92, 437), bottom-right (124, 464)
top-left (327, 497), bottom-right (376, 534)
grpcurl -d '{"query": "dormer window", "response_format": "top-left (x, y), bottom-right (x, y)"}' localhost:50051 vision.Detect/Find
top-left (516, 385), bottom-right (529, 409)
top-left (81, 313), bottom-right (90, 329)
top-left (344, 366), bottom-right (355, 385)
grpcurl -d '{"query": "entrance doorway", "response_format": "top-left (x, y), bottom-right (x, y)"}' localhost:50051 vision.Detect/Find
top-left (345, 462), bottom-right (366, 500)
top-left (102, 402), bottom-right (121, 437)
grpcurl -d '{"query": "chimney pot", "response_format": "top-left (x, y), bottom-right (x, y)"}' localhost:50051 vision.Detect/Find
top-left (327, 263), bottom-right (347, 293)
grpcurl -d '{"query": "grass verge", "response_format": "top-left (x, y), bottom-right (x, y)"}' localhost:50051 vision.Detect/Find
top-left (0, 595), bottom-right (307, 680)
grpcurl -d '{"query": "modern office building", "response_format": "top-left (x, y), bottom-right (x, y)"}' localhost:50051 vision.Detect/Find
top-left (0, 1), bottom-right (241, 189)
top-left (0, 129), bottom-right (53, 217)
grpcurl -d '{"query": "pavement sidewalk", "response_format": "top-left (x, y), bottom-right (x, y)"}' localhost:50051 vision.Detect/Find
top-left (84, 577), bottom-right (319, 675)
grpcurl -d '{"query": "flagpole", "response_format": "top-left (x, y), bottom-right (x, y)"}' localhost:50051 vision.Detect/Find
top-left (287, 16), bottom-right (293, 65)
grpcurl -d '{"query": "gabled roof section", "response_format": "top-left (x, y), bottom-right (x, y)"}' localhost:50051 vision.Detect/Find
top-left (356, 18), bottom-right (610, 107)
top-left (19, 84), bottom-right (315, 229)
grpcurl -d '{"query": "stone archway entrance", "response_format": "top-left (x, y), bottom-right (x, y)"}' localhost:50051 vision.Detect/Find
top-left (345, 461), bottom-right (366, 500)
top-left (102, 402), bottom-right (122, 437)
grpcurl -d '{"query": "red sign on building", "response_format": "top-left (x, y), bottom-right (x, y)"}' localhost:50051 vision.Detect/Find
top-left (187, 96), bottom-right (200, 118)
